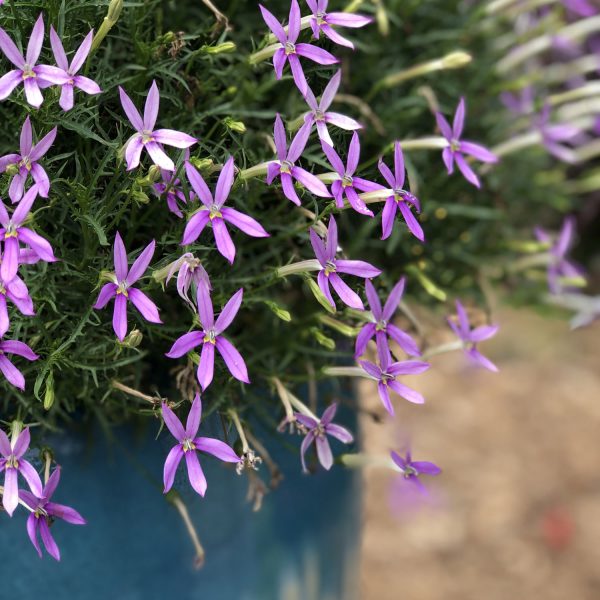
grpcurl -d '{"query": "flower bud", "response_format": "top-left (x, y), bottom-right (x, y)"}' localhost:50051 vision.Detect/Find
top-left (305, 276), bottom-right (336, 314)
top-left (162, 31), bottom-right (177, 44)
top-left (43, 373), bottom-right (55, 410)
top-left (107, 0), bottom-right (124, 21)
top-left (189, 157), bottom-right (214, 173)
top-left (202, 41), bottom-right (237, 54)
top-left (223, 117), bottom-right (247, 134)
top-left (310, 327), bottom-right (336, 350)
top-left (264, 300), bottom-right (292, 322)
top-left (123, 329), bottom-right (143, 348)
top-left (5, 164), bottom-right (19, 176)
top-left (132, 189), bottom-right (150, 205)
top-left (441, 51), bottom-right (472, 69)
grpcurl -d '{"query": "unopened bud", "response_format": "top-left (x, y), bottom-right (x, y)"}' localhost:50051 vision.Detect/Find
top-left (43, 373), bottom-right (55, 410)
top-left (223, 117), bottom-right (246, 134)
top-left (202, 41), bottom-right (236, 55)
top-left (311, 327), bottom-right (336, 350)
top-left (441, 51), bottom-right (472, 69)
top-left (10, 420), bottom-right (23, 441)
top-left (132, 190), bottom-right (150, 204)
top-left (107, 0), bottom-right (124, 21)
top-left (5, 164), bottom-right (19, 177)
top-left (189, 157), bottom-right (214, 172)
top-left (264, 300), bottom-right (292, 322)
top-left (226, 86), bottom-right (238, 96)
top-left (162, 31), bottom-right (177, 44)
top-left (123, 329), bottom-right (143, 348)
top-left (305, 276), bottom-right (336, 314)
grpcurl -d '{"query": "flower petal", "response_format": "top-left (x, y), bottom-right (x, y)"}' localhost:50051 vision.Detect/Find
top-left (153, 129), bottom-right (196, 149)
top-left (113, 231), bottom-right (128, 282)
top-left (185, 451), bottom-right (207, 496)
top-left (0, 355), bottom-right (24, 390)
top-left (197, 342), bottom-right (215, 390)
top-left (126, 239), bottom-right (155, 285)
top-left (194, 437), bottom-right (239, 462)
top-left (162, 403), bottom-right (186, 441)
top-left (315, 436), bottom-right (333, 470)
top-left (185, 394), bottom-right (202, 438)
top-left (112, 293), bottom-right (128, 341)
top-left (143, 81), bottom-right (160, 131)
top-left (128, 288), bottom-right (161, 324)
top-left (163, 444), bottom-right (183, 492)
top-left (329, 272), bottom-right (363, 309)
top-left (221, 207), bottom-right (269, 238)
top-left (165, 330), bottom-right (204, 358)
top-left (212, 218), bottom-right (236, 264)
top-left (382, 277), bottom-right (405, 321)
top-left (336, 259), bottom-right (381, 278)
top-left (354, 322), bottom-right (376, 357)
top-left (145, 141), bottom-right (175, 172)
top-left (26, 15), bottom-right (45, 66)
top-left (182, 210), bottom-right (210, 245)
top-left (119, 86), bottom-right (144, 131)
top-left (215, 336), bottom-right (250, 383)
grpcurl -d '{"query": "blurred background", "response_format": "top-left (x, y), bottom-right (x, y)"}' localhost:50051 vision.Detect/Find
top-left (359, 304), bottom-right (600, 600)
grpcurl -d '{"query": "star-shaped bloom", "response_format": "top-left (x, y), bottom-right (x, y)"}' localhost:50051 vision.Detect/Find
top-left (534, 217), bottom-right (584, 294)
top-left (0, 427), bottom-right (43, 516)
top-left (19, 467), bottom-right (86, 561)
top-left (0, 185), bottom-right (57, 282)
top-left (162, 394), bottom-right (239, 496)
top-left (0, 116), bottom-right (57, 203)
top-left (49, 27), bottom-right (101, 112)
top-left (391, 449), bottom-right (441, 495)
top-left (534, 104), bottom-right (582, 163)
top-left (306, 0), bottom-right (372, 49)
top-left (259, 0), bottom-right (338, 96)
top-left (378, 142), bottom-right (423, 241)
top-left (448, 300), bottom-right (499, 372)
top-left (359, 352), bottom-right (430, 415)
top-left (0, 272), bottom-right (35, 337)
top-left (266, 114), bottom-right (331, 205)
top-left (119, 80), bottom-right (196, 171)
top-left (165, 252), bottom-right (211, 308)
top-left (182, 157), bottom-right (269, 264)
top-left (302, 71), bottom-right (361, 146)
top-left (436, 97), bottom-right (498, 188)
top-left (322, 132), bottom-right (381, 217)
top-left (152, 168), bottom-right (191, 218)
top-left (295, 403), bottom-right (353, 472)
top-left (0, 14), bottom-right (69, 108)
top-left (93, 232), bottom-right (162, 341)
top-left (355, 278), bottom-right (420, 361)
top-left (310, 216), bottom-right (381, 310)
top-left (166, 285), bottom-right (249, 391)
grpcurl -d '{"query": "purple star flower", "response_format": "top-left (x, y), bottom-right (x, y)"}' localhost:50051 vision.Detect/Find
top-left (359, 352), bottom-right (430, 415)
top-left (448, 300), bottom-right (499, 372)
top-left (0, 427), bottom-right (43, 516)
top-left (390, 449), bottom-right (441, 495)
top-left (152, 169), bottom-right (191, 218)
top-left (302, 70), bottom-right (361, 146)
top-left (162, 393), bottom-right (239, 496)
top-left (435, 97), bottom-right (498, 188)
top-left (535, 104), bottom-right (581, 163)
top-left (49, 27), bottom-right (101, 112)
top-left (166, 252), bottom-right (211, 307)
top-left (93, 232), bottom-right (162, 341)
top-left (321, 132), bottom-right (381, 217)
top-left (166, 285), bottom-right (249, 390)
top-left (182, 157), bottom-right (269, 264)
top-left (310, 216), bottom-right (381, 310)
top-left (119, 81), bottom-right (197, 171)
top-left (266, 115), bottom-right (331, 205)
top-left (0, 185), bottom-right (57, 282)
top-left (306, 0), bottom-right (372, 49)
top-left (19, 467), bottom-right (86, 561)
top-left (259, 0), bottom-right (338, 96)
top-left (535, 216), bottom-right (583, 294)
top-left (0, 14), bottom-right (68, 108)
top-left (295, 403), bottom-right (353, 472)
top-left (562, 0), bottom-right (598, 16)
top-left (0, 116), bottom-right (57, 203)
top-left (378, 142), bottom-right (423, 241)
top-left (355, 278), bottom-right (420, 361)
top-left (0, 272), bottom-right (35, 337)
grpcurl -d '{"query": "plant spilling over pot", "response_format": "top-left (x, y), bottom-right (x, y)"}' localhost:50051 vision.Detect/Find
top-left (0, 0), bottom-right (595, 564)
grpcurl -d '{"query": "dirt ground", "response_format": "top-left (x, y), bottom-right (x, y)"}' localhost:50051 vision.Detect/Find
top-left (359, 307), bottom-right (600, 600)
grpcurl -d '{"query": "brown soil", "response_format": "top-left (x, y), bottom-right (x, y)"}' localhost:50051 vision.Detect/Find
top-left (359, 307), bottom-right (600, 600)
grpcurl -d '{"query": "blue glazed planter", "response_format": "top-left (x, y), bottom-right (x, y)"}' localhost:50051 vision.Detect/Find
top-left (0, 411), bottom-right (360, 599)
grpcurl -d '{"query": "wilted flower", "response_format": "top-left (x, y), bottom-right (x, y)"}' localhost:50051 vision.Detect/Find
top-left (0, 185), bottom-right (56, 282)
top-left (295, 403), bottom-right (353, 472)
top-left (310, 216), bottom-right (381, 310)
top-left (302, 70), bottom-right (361, 146)
top-left (119, 80), bottom-right (196, 171)
top-left (162, 394), bottom-right (239, 496)
top-left (166, 286), bottom-right (249, 390)
top-left (0, 14), bottom-right (69, 108)
top-left (436, 97), bottom-right (498, 188)
top-left (266, 115), bottom-right (331, 205)
top-left (0, 116), bottom-right (57, 203)
top-left (182, 157), bottom-right (269, 263)
top-left (359, 351), bottom-right (430, 415)
top-left (378, 142), bottom-right (423, 241)
top-left (259, 0), bottom-right (338, 96)
top-left (49, 27), bottom-right (102, 111)
top-left (0, 427), bottom-right (43, 516)
top-left (93, 232), bottom-right (162, 341)
top-left (19, 467), bottom-right (86, 561)
top-left (322, 132), bottom-right (381, 216)
top-left (448, 299), bottom-right (499, 372)
top-left (165, 252), bottom-right (211, 307)
top-left (306, 0), bottom-right (372, 49)
top-left (355, 278), bottom-right (420, 361)
top-left (535, 216), bottom-right (583, 294)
